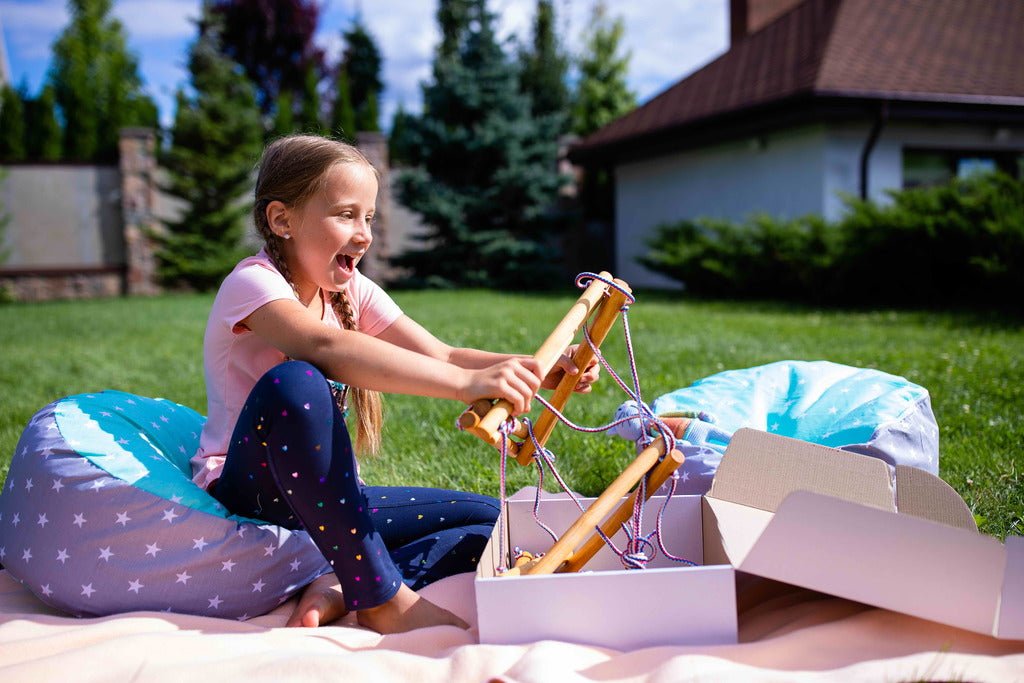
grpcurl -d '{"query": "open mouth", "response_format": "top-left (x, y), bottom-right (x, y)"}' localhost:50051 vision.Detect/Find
top-left (336, 253), bottom-right (355, 275)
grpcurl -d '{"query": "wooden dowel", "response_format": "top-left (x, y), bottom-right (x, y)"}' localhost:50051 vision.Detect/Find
top-left (558, 446), bottom-right (686, 573)
top-left (463, 271), bottom-right (613, 452)
top-left (518, 438), bottom-right (666, 576)
top-left (516, 279), bottom-right (631, 465)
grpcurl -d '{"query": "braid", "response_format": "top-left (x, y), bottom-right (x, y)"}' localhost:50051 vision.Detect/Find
top-left (252, 134), bottom-right (385, 457)
top-left (331, 290), bottom-right (384, 456)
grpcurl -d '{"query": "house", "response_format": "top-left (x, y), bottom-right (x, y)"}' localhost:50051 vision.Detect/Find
top-left (569, 0), bottom-right (1024, 288)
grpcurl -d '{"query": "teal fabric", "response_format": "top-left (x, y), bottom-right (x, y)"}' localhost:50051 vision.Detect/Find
top-left (652, 360), bottom-right (930, 449)
top-left (54, 391), bottom-right (228, 518)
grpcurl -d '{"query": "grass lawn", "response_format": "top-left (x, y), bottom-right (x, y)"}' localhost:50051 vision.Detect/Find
top-left (1, 289), bottom-right (1021, 539)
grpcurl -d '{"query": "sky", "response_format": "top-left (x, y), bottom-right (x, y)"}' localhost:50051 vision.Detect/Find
top-left (0, 0), bottom-right (729, 130)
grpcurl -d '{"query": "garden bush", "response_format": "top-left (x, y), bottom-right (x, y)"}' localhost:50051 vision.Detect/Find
top-left (642, 172), bottom-right (1024, 308)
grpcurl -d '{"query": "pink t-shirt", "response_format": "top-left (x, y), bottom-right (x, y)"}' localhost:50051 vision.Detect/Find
top-left (191, 249), bottom-right (402, 489)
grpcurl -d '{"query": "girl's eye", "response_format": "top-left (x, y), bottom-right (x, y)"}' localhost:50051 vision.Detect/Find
top-left (366, 215), bottom-right (375, 225)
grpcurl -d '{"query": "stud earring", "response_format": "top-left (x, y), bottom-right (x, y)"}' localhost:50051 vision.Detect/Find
top-left (282, 233), bottom-right (292, 240)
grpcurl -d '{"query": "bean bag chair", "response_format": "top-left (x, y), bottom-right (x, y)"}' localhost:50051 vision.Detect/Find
top-left (0, 391), bottom-right (330, 619)
top-left (612, 360), bottom-right (939, 494)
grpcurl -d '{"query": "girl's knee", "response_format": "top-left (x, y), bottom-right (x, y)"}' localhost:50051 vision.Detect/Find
top-left (255, 361), bottom-right (333, 412)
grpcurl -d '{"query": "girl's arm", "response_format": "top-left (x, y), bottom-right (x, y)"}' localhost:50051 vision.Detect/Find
top-left (242, 299), bottom-right (542, 414)
top-left (376, 315), bottom-right (600, 393)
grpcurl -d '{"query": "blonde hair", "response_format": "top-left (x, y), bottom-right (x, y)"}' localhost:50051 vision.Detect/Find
top-left (253, 134), bottom-right (384, 456)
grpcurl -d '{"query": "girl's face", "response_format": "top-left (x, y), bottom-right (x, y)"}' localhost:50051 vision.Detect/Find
top-left (284, 162), bottom-right (378, 303)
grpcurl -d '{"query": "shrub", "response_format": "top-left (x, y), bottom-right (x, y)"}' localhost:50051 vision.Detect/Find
top-left (642, 173), bottom-right (1024, 308)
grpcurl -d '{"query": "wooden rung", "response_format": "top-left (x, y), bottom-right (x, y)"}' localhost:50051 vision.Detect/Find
top-left (516, 278), bottom-right (631, 465)
top-left (462, 271), bottom-right (614, 455)
top-left (518, 438), bottom-right (667, 576)
top-left (558, 445), bottom-right (685, 573)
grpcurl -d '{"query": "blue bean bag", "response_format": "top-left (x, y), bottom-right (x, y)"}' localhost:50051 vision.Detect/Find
top-left (612, 360), bottom-right (939, 494)
top-left (0, 391), bottom-right (330, 619)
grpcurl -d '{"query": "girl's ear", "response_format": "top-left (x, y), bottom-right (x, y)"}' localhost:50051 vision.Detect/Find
top-left (266, 200), bottom-right (291, 239)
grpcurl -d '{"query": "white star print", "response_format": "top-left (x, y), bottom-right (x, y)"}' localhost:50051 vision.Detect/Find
top-left (289, 559), bottom-right (301, 571)
top-left (117, 437), bottom-right (129, 445)
top-left (25, 478), bottom-right (34, 492)
top-left (100, 411), bottom-right (112, 417)
top-left (0, 546), bottom-right (5, 560)
top-left (162, 509), bottom-right (179, 523)
top-left (56, 548), bottom-right (70, 563)
top-left (251, 579), bottom-right (266, 592)
top-left (52, 479), bottom-right (64, 492)
top-left (221, 559), bottom-right (236, 572)
top-left (73, 513), bottom-right (87, 528)
top-left (770, 422), bottom-right (780, 431)
top-left (171, 495), bottom-right (183, 504)
top-left (263, 544), bottom-right (275, 557)
top-left (11, 513), bottom-right (20, 526)
top-left (192, 537), bottom-right (209, 551)
top-left (98, 547), bottom-right (114, 561)
top-left (160, 415), bottom-right (170, 423)
top-left (128, 580), bottom-right (144, 594)
top-left (115, 511), bottom-right (130, 526)
top-left (37, 514), bottom-right (48, 527)
top-left (175, 571), bottom-right (192, 585)
top-left (145, 542), bottom-right (161, 557)
top-left (40, 447), bottom-right (55, 459)
top-left (41, 584), bottom-right (53, 597)
top-left (91, 479), bottom-right (105, 491)
top-left (208, 595), bottom-right (223, 609)
top-left (236, 613), bottom-right (249, 621)
top-left (828, 406), bottom-right (838, 415)
top-left (22, 548), bottom-right (32, 562)
top-left (81, 584), bottom-right (95, 597)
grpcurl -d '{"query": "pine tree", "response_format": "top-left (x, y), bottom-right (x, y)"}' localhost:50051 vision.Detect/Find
top-left (395, 0), bottom-right (564, 287)
top-left (25, 84), bottom-right (63, 161)
top-left (296, 62), bottom-right (322, 133)
top-left (271, 90), bottom-right (295, 138)
top-left (340, 21), bottom-right (383, 133)
top-left (155, 5), bottom-right (263, 291)
top-left (0, 85), bottom-right (26, 161)
top-left (329, 67), bottom-right (356, 141)
top-left (388, 102), bottom-right (413, 166)
top-left (572, 1), bottom-right (635, 137)
top-left (518, 0), bottom-right (570, 131)
top-left (48, 0), bottom-right (158, 161)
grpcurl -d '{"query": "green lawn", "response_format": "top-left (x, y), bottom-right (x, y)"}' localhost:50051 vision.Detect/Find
top-left (1, 290), bottom-right (1021, 539)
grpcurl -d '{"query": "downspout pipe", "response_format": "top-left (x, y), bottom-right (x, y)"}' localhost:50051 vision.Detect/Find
top-left (859, 101), bottom-right (889, 200)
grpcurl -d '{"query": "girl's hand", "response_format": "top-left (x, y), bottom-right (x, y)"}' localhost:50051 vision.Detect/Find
top-left (461, 358), bottom-right (543, 415)
top-left (542, 344), bottom-right (601, 393)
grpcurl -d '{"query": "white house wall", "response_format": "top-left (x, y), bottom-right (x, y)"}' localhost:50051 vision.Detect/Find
top-left (619, 120), bottom-right (1024, 289)
top-left (616, 126), bottom-right (827, 288)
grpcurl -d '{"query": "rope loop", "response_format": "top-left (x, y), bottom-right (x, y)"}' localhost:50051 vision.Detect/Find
top-left (575, 271), bottom-right (636, 307)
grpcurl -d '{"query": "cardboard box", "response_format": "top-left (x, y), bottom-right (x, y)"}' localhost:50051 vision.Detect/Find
top-left (475, 428), bottom-right (1024, 649)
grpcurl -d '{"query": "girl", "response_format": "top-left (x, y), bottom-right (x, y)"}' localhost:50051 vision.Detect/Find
top-left (191, 134), bottom-right (597, 634)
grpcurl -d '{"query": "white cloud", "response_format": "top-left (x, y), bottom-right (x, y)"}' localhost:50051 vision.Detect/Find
top-left (113, 0), bottom-right (198, 41)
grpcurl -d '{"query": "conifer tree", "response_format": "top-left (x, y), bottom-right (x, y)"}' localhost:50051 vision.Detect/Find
top-left (518, 0), bottom-right (570, 131)
top-left (395, 0), bottom-right (563, 287)
top-left (0, 85), bottom-right (26, 161)
top-left (155, 4), bottom-right (263, 290)
top-left (572, 1), bottom-right (635, 137)
top-left (25, 84), bottom-right (63, 161)
top-left (329, 67), bottom-right (356, 141)
top-left (271, 90), bottom-right (295, 138)
top-left (388, 102), bottom-right (413, 166)
top-left (340, 21), bottom-right (383, 133)
top-left (48, 0), bottom-right (158, 161)
top-left (297, 62), bottom-right (322, 132)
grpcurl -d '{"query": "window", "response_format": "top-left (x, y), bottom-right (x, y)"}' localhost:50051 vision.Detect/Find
top-left (902, 148), bottom-right (1024, 189)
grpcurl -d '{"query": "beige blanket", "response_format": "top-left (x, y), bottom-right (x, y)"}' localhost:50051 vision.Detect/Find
top-left (1, 569), bottom-right (1021, 682)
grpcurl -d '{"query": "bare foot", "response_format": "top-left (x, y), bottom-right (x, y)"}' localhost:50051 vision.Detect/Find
top-left (286, 573), bottom-right (348, 627)
top-left (356, 583), bottom-right (469, 634)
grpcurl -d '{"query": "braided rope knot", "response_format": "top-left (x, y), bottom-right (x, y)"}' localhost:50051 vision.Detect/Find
top-left (622, 551), bottom-right (650, 570)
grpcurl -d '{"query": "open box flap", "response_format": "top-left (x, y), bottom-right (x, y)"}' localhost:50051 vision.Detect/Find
top-left (997, 536), bottom-right (1024, 639)
top-left (709, 429), bottom-right (895, 513)
top-left (894, 464), bottom-right (977, 531)
top-left (735, 490), bottom-right (1009, 636)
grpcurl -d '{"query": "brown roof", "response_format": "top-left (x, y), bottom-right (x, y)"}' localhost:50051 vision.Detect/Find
top-left (572, 0), bottom-right (1024, 162)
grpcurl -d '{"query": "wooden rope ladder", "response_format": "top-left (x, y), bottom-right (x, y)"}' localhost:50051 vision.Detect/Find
top-left (458, 272), bottom-right (686, 576)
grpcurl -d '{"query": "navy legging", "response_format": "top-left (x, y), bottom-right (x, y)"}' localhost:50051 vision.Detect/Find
top-left (211, 360), bottom-right (499, 611)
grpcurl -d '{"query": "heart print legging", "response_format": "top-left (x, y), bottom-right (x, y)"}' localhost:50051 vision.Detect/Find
top-left (211, 360), bottom-right (499, 611)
